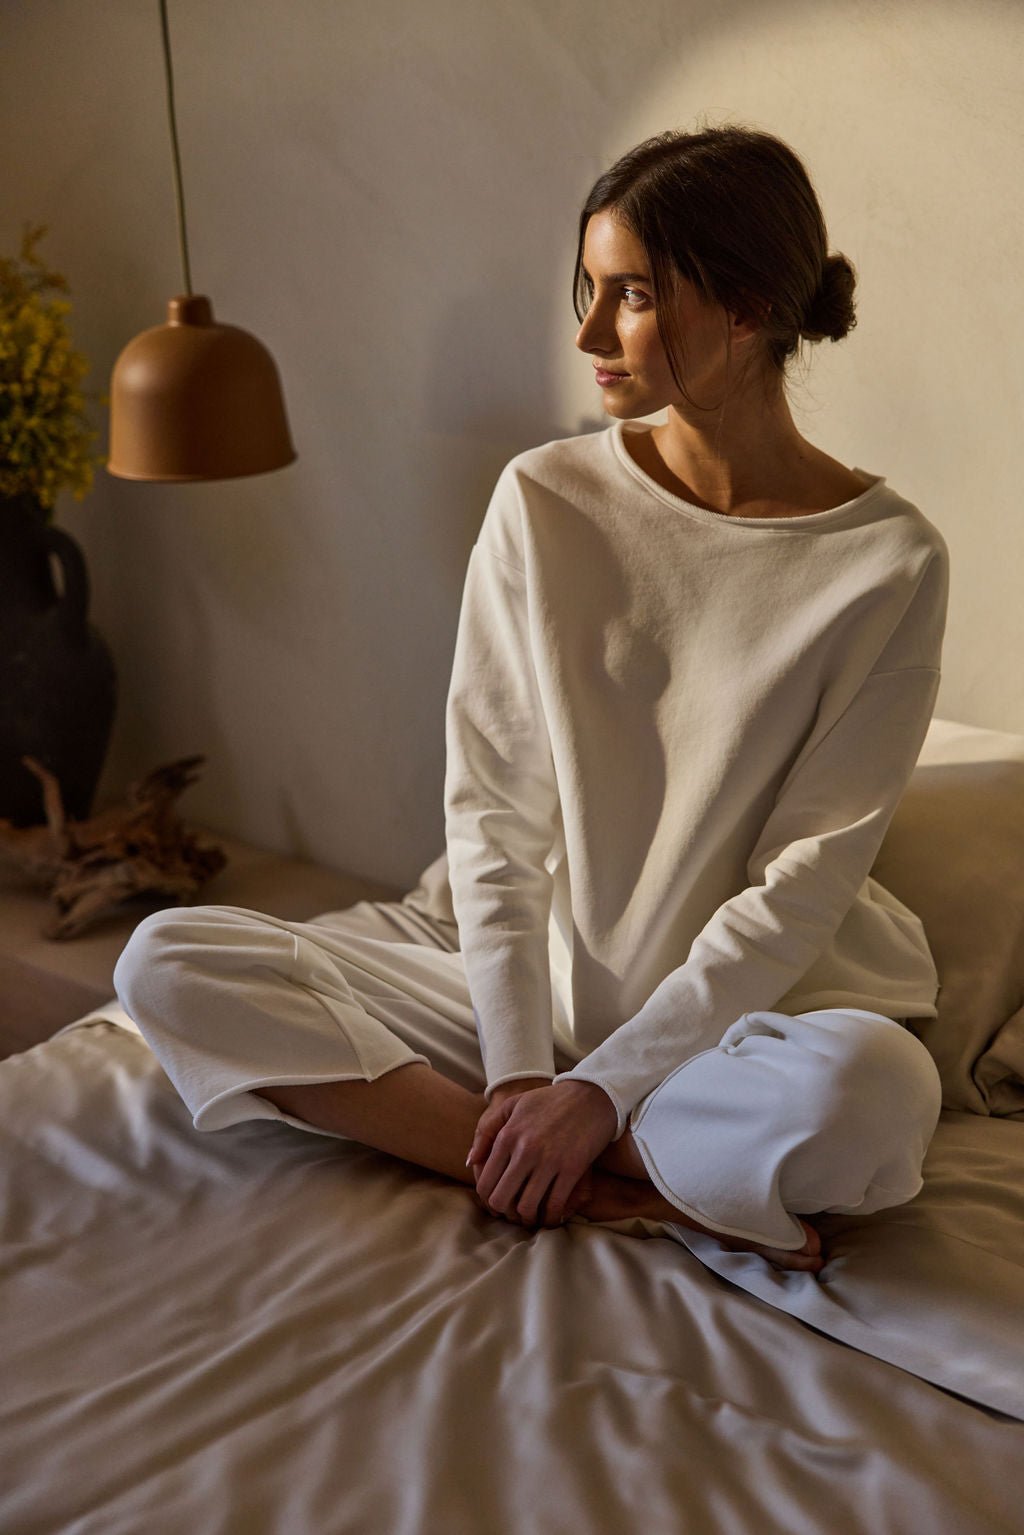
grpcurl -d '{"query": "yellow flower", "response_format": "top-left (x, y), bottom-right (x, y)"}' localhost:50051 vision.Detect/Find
top-left (0, 224), bottom-right (102, 512)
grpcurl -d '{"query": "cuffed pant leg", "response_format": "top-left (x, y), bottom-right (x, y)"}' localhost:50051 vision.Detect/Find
top-left (113, 905), bottom-right (436, 1135)
top-left (628, 1009), bottom-right (942, 1250)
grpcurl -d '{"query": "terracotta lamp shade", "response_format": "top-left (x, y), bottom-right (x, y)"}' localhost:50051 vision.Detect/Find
top-left (107, 294), bottom-right (296, 481)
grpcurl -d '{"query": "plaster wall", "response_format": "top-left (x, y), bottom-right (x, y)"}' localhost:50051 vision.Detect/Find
top-left (2, 0), bottom-right (1021, 886)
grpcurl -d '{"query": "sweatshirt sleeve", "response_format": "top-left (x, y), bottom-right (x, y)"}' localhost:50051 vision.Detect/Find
top-left (553, 547), bottom-right (948, 1139)
top-left (443, 506), bottom-right (561, 1098)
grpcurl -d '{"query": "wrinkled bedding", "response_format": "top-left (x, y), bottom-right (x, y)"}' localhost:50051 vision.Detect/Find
top-left (3, 1016), bottom-right (1023, 1535)
top-left (7, 713), bottom-right (1024, 1532)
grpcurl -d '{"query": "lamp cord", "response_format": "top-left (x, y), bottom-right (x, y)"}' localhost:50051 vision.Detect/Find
top-left (159, 0), bottom-right (193, 295)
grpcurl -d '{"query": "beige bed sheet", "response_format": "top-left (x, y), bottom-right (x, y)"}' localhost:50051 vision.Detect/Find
top-left (3, 1014), bottom-right (1023, 1535)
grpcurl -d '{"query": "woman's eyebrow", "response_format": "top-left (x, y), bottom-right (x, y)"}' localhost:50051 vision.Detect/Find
top-left (581, 265), bottom-right (652, 285)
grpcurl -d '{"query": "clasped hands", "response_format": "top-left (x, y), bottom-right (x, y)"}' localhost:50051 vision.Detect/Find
top-left (466, 1077), bottom-right (619, 1229)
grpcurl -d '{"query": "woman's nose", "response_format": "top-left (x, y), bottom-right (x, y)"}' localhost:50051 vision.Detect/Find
top-left (575, 303), bottom-right (614, 356)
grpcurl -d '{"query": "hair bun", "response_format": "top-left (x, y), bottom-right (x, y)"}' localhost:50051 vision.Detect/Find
top-left (802, 253), bottom-right (857, 343)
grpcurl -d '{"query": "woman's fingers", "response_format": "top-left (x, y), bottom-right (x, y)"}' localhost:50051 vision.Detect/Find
top-left (467, 1097), bottom-right (516, 1172)
top-left (519, 1173), bottom-right (578, 1227)
top-left (470, 1087), bottom-right (603, 1228)
top-left (473, 1125), bottom-right (520, 1207)
top-left (477, 1156), bottom-right (582, 1229)
top-left (476, 1135), bottom-right (546, 1220)
top-left (509, 1168), bottom-right (583, 1227)
top-left (484, 1151), bottom-right (576, 1228)
top-left (513, 1170), bottom-right (558, 1227)
top-left (476, 1148), bottom-right (525, 1214)
top-left (536, 1170), bottom-right (585, 1226)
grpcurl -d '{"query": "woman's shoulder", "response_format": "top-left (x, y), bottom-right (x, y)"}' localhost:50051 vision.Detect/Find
top-left (500, 424), bottom-right (615, 487)
top-left (858, 477), bottom-right (949, 567)
top-left (479, 427), bottom-right (618, 545)
top-left (474, 427), bottom-right (623, 569)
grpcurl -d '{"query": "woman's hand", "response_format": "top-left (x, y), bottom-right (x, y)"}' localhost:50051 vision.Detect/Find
top-left (467, 1080), bottom-right (548, 1224)
top-left (468, 1080), bottom-right (618, 1228)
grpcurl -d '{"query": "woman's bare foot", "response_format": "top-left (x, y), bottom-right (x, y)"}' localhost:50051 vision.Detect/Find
top-left (576, 1167), bottom-right (825, 1274)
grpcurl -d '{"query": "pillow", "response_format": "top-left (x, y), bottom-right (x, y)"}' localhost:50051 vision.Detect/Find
top-left (871, 717), bottom-right (1024, 1116)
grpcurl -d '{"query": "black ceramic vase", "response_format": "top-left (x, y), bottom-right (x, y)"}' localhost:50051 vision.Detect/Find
top-left (0, 492), bottom-right (117, 826)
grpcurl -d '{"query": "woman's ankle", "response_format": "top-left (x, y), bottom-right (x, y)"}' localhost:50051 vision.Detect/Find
top-left (594, 1129), bottom-right (650, 1179)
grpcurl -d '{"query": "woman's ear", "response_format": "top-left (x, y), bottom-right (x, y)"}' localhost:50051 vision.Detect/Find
top-left (729, 301), bottom-right (767, 347)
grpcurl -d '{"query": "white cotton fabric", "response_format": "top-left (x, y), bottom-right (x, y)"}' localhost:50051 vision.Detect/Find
top-left (443, 420), bottom-right (949, 1136)
top-left (112, 904), bottom-right (534, 1135)
top-left (114, 905), bottom-right (941, 1249)
top-left (629, 1007), bottom-right (941, 1248)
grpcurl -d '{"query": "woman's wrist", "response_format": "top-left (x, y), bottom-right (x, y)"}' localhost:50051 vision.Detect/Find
top-left (488, 1077), bottom-right (552, 1104)
top-left (550, 1077), bottom-right (619, 1134)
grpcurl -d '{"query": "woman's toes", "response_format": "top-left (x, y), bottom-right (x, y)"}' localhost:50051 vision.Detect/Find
top-left (776, 1247), bottom-right (825, 1273)
top-left (746, 1241), bottom-right (824, 1273)
top-left (768, 1223), bottom-right (826, 1272)
top-left (713, 1216), bottom-right (826, 1274)
top-left (797, 1218), bottom-right (822, 1257)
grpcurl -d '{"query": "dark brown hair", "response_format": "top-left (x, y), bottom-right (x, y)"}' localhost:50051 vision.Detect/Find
top-left (573, 125), bottom-right (857, 389)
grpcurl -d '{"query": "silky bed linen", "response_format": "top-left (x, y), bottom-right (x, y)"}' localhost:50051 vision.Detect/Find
top-left (3, 1021), bottom-right (1023, 1535)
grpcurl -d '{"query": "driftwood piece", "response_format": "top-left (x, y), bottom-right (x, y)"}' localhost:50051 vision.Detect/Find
top-left (0, 755), bottom-right (227, 938)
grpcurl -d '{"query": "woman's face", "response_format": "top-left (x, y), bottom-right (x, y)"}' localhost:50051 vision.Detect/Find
top-left (575, 209), bottom-right (737, 418)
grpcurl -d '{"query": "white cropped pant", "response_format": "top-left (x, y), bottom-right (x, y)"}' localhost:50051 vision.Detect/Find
top-left (113, 903), bottom-right (942, 1250)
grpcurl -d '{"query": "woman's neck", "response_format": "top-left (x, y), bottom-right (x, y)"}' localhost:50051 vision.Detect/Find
top-left (630, 391), bottom-right (866, 519)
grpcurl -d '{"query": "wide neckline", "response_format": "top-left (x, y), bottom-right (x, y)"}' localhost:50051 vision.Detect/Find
top-left (609, 419), bottom-right (888, 529)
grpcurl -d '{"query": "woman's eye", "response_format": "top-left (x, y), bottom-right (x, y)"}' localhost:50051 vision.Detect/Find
top-left (622, 287), bottom-right (649, 308)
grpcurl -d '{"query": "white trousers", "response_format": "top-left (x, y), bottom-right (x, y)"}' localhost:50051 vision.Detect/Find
top-left (113, 904), bottom-right (942, 1250)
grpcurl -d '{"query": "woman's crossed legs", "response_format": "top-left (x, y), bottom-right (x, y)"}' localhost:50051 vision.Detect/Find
top-left (256, 1070), bottom-right (826, 1272)
top-left (114, 906), bottom-right (940, 1277)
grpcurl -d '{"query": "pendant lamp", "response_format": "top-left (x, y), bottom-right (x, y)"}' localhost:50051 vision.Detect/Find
top-left (107, 0), bottom-right (295, 482)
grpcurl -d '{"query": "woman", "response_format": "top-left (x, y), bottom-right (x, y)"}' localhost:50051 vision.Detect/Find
top-left (115, 126), bottom-right (946, 1277)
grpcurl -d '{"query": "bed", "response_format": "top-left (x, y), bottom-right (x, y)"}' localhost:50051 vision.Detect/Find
top-left (3, 716), bottom-right (1023, 1534)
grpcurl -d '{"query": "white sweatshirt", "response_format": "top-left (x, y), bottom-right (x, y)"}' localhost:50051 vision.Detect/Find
top-left (443, 420), bottom-right (948, 1138)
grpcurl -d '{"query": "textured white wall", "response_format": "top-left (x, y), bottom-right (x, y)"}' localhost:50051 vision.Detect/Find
top-left (3, 0), bottom-right (1022, 887)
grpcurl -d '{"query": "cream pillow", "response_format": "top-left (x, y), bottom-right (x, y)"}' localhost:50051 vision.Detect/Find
top-left (871, 717), bottom-right (1024, 1115)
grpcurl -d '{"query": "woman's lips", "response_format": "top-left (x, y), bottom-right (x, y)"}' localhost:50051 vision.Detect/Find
top-left (594, 368), bottom-right (629, 386)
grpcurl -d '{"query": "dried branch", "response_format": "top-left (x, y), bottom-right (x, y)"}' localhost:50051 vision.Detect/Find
top-left (0, 756), bottom-right (227, 938)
